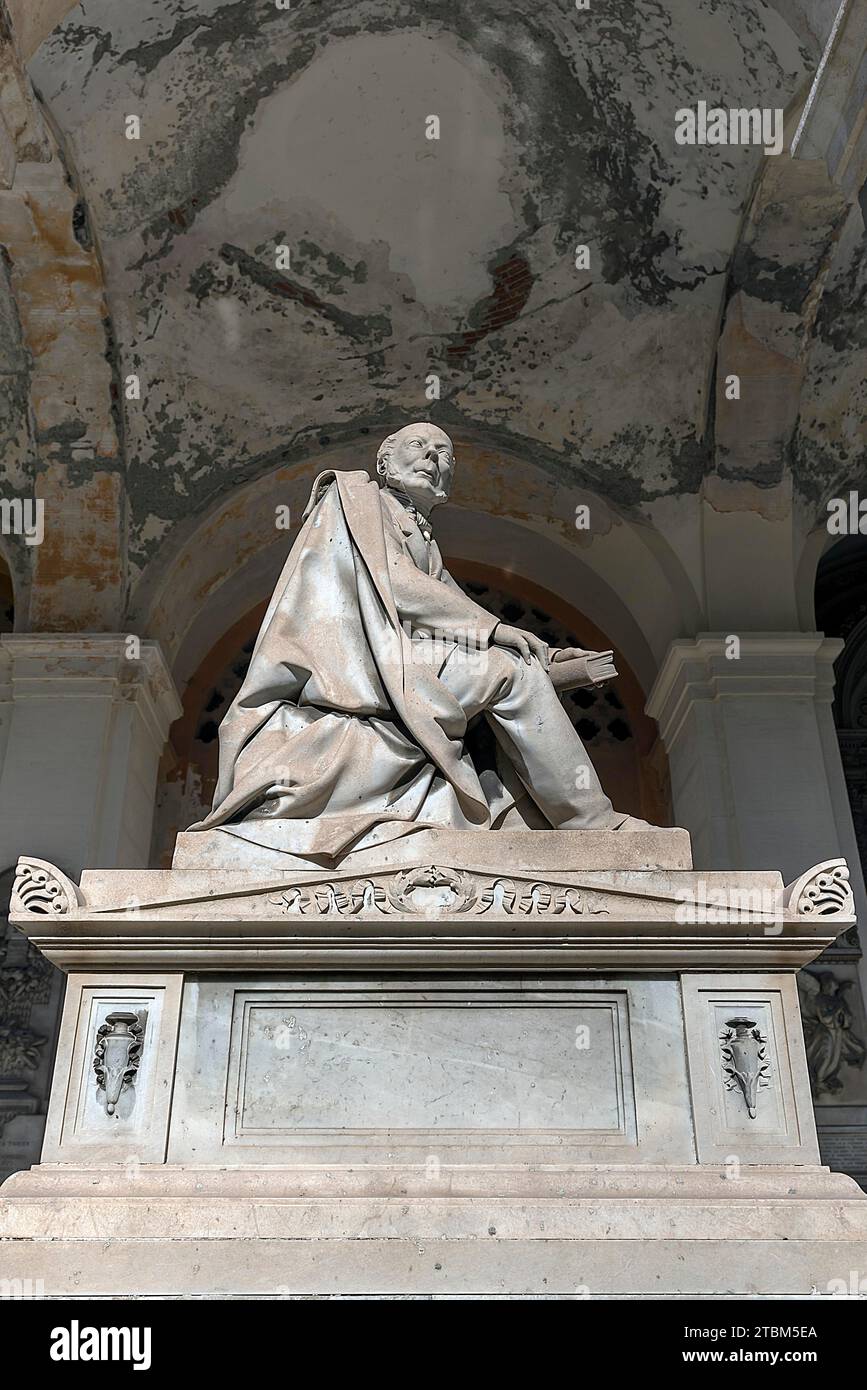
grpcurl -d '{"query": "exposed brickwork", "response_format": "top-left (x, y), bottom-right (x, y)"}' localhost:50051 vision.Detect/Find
top-left (447, 253), bottom-right (534, 361)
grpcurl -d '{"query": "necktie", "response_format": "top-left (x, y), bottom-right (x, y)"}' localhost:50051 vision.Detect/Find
top-left (389, 488), bottom-right (432, 541)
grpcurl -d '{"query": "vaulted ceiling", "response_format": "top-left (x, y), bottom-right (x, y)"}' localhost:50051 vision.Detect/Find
top-left (0, 0), bottom-right (864, 640)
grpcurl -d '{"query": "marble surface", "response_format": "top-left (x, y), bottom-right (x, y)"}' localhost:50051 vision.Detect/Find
top-left (3, 1163), bottom-right (867, 1296)
top-left (1, 847), bottom-right (861, 1298)
top-left (172, 825), bottom-right (694, 872)
top-left (168, 976), bottom-right (693, 1166)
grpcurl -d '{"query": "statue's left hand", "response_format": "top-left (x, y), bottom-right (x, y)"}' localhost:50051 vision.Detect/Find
top-left (492, 623), bottom-right (550, 669)
top-left (551, 646), bottom-right (590, 663)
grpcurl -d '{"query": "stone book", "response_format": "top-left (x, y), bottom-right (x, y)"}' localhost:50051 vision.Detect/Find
top-left (549, 647), bottom-right (618, 692)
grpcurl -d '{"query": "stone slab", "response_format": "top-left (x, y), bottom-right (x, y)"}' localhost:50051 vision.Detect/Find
top-left (2, 1235), bottom-right (865, 1298)
top-left (3, 1161), bottom-right (856, 1201)
top-left (172, 825), bottom-right (694, 872)
top-left (2, 1165), bottom-right (866, 1296)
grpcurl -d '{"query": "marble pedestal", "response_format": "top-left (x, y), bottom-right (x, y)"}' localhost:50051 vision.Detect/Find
top-left (1, 831), bottom-right (866, 1299)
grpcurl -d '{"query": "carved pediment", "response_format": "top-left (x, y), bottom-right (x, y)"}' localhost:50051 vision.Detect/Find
top-left (266, 864), bottom-right (611, 918)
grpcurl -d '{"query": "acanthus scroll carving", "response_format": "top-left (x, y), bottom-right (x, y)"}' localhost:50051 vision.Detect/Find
top-left (267, 886), bottom-right (309, 914)
top-left (10, 858), bottom-right (80, 917)
top-left (476, 879), bottom-right (609, 917)
top-left (268, 880), bottom-right (397, 917)
top-left (784, 859), bottom-right (855, 919)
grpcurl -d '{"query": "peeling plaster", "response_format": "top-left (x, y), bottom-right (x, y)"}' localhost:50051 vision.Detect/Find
top-left (0, 0), bottom-right (855, 616)
top-left (24, 0), bottom-right (816, 573)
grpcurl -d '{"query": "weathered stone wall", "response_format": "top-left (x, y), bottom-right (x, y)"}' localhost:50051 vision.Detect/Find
top-left (17, 0), bottom-right (842, 593)
top-left (0, 0), bottom-right (858, 651)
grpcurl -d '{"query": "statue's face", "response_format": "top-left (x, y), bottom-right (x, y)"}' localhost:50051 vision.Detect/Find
top-left (380, 424), bottom-right (454, 512)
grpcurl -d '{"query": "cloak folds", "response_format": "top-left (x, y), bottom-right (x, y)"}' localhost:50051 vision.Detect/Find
top-left (189, 470), bottom-right (508, 859)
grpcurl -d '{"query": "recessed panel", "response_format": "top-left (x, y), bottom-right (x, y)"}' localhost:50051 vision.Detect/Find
top-left (231, 999), bottom-right (628, 1135)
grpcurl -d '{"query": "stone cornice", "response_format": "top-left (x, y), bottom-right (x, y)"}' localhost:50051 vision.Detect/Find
top-left (646, 633), bottom-right (844, 750)
top-left (0, 633), bottom-right (182, 744)
top-left (8, 854), bottom-right (855, 973)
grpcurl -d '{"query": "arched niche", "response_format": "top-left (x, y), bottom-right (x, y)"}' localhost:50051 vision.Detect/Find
top-left (815, 536), bottom-right (867, 882)
top-left (0, 547), bottom-right (16, 634)
top-left (795, 482), bottom-right (867, 632)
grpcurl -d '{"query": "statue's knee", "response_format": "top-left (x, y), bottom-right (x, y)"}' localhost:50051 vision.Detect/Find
top-left (491, 647), bottom-right (555, 702)
top-left (486, 645), bottom-right (520, 689)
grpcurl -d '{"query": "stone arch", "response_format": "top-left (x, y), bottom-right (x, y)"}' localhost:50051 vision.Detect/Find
top-left (702, 0), bottom-right (866, 634)
top-left (18, 0), bottom-right (830, 600)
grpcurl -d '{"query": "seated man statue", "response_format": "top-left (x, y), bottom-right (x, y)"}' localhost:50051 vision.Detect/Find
top-left (190, 423), bottom-right (657, 860)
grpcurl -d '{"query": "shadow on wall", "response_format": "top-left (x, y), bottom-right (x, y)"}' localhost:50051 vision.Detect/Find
top-left (0, 559), bottom-right (13, 633)
top-left (817, 536), bottom-right (867, 877)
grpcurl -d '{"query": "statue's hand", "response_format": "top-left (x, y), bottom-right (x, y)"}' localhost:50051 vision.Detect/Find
top-left (493, 622), bottom-right (549, 669)
top-left (551, 646), bottom-right (590, 663)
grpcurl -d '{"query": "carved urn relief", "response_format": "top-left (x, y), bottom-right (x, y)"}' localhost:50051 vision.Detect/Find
top-left (720, 1017), bottom-right (772, 1119)
top-left (93, 1012), bottom-right (144, 1116)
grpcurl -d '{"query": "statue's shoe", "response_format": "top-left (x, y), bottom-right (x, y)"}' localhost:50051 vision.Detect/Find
top-left (613, 814), bottom-right (672, 831)
top-left (562, 813), bottom-right (683, 832)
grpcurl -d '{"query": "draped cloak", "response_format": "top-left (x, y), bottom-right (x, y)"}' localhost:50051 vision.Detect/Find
top-left (188, 470), bottom-right (525, 860)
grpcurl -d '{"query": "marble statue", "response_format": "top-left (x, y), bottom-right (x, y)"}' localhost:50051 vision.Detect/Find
top-left (800, 969), bottom-right (867, 1095)
top-left (6, 428), bottom-right (863, 1298)
top-left (189, 423), bottom-right (657, 860)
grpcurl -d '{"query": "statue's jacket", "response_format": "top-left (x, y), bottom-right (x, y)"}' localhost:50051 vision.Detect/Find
top-left (190, 470), bottom-right (516, 858)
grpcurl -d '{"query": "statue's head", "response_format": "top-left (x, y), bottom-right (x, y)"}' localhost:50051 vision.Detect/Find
top-left (375, 423), bottom-right (454, 514)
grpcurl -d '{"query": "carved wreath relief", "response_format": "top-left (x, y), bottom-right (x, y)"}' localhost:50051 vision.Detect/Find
top-left (719, 1017), bottom-right (772, 1119)
top-left (93, 1011), bottom-right (145, 1116)
top-left (268, 865), bottom-right (610, 918)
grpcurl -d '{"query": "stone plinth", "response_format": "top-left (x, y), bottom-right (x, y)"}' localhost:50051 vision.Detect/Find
top-left (171, 824), bottom-right (695, 873)
top-left (1, 834), bottom-right (866, 1298)
top-left (2, 1163), bottom-right (865, 1299)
